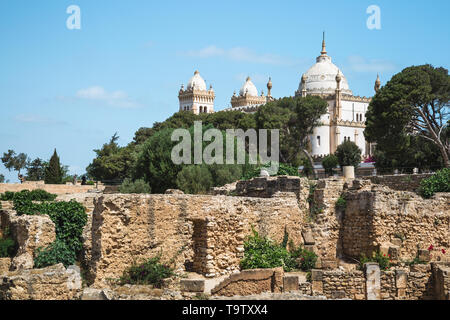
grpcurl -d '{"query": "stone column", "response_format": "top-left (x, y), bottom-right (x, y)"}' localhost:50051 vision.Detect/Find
top-left (395, 270), bottom-right (407, 299)
top-left (311, 269), bottom-right (323, 296)
top-left (365, 263), bottom-right (381, 300)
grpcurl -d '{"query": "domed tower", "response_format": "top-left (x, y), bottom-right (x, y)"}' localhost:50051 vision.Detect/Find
top-left (231, 76), bottom-right (268, 109)
top-left (178, 70), bottom-right (215, 114)
top-left (267, 77), bottom-right (273, 100)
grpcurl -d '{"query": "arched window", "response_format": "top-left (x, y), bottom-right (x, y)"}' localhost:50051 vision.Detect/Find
top-left (317, 136), bottom-right (321, 146)
top-left (199, 106), bottom-right (203, 113)
top-left (204, 106), bottom-right (208, 113)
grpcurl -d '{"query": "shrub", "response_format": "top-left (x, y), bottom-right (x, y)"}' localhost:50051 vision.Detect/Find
top-left (241, 162), bottom-right (299, 181)
top-left (118, 255), bottom-right (175, 287)
top-left (34, 240), bottom-right (76, 268)
top-left (240, 228), bottom-right (296, 272)
top-left (359, 251), bottom-right (391, 270)
top-left (335, 141), bottom-right (362, 168)
top-left (0, 189), bottom-right (57, 202)
top-left (290, 245), bottom-right (318, 272)
top-left (419, 168), bottom-right (450, 198)
top-left (13, 199), bottom-right (87, 268)
top-left (0, 228), bottom-right (16, 258)
top-left (336, 196), bottom-right (347, 210)
top-left (119, 178), bottom-right (151, 194)
top-left (322, 154), bottom-right (339, 176)
top-left (176, 165), bottom-right (214, 194)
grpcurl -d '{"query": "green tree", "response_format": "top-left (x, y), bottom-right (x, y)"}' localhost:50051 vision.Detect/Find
top-left (87, 133), bottom-right (135, 182)
top-left (44, 149), bottom-right (63, 184)
top-left (322, 154), bottom-right (339, 176)
top-left (365, 65), bottom-right (450, 168)
top-left (255, 96), bottom-right (328, 177)
top-left (0, 174), bottom-right (4, 183)
top-left (26, 158), bottom-right (47, 181)
top-left (335, 141), bottom-right (362, 168)
top-left (118, 178), bottom-right (151, 194)
top-left (176, 165), bottom-right (214, 194)
top-left (1, 150), bottom-right (29, 175)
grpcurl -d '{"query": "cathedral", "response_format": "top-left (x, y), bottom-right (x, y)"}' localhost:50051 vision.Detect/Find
top-left (178, 35), bottom-right (378, 158)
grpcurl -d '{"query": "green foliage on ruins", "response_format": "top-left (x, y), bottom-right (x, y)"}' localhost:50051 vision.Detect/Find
top-left (335, 196), bottom-right (347, 211)
top-left (0, 189), bottom-right (57, 202)
top-left (419, 168), bottom-right (450, 198)
top-left (44, 149), bottom-right (63, 184)
top-left (240, 228), bottom-right (317, 272)
top-left (118, 178), bottom-right (152, 194)
top-left (335, 141), bottom-right (362, 168)
top-left (0, 228), bottom-right (16, 258)
top-left (11, 198), bottom-right (87, 268)
top-left (117, 255), bottom-right (175, 287)
top-left (240, 162), bottom-right (300, 181)
top-left (365, 64), bottom-right (450, 169)
top-left (359, 251), bottom-right (391, 271)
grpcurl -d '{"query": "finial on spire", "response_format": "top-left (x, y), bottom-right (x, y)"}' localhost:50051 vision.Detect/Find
top-left (374, 74), bottom-right (381, 92)
top-left (321, 31), bottom-right (327, 55)
top-left (246, 76), bottom-right (251, 82)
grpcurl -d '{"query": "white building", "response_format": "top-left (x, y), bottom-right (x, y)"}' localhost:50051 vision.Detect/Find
top-left (178, 70), bottom-right (215, 114)
top-left (295, 35), bottom-right (378, 158)
top-left (178, 35), bottom-right (379, 158)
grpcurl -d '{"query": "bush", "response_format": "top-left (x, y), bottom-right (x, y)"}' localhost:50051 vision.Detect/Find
top-left (119, 178), bottom-right (151, 194)
top-left (34, 240), bottom-right (76, 268)
top-left (0, 228), bottom-right (16, 258)
top-left (0, 189), bottom-right (57, 202)
top-left (335, 141), bottom-right (362, 168)
top-left (290, 245), bottom-right (318, 272)
top-left (322, 154), bottom-right (339, 176)
top-left (359, 251), bottom-right (391, 270)
top-left (176, 165), bottom-right (214, 194)
top-left (336, 196), bottom-right (347, 210)
top-left (13, 199), bottom-right (87, 268)
top-left (118, 255), bottom-right (175, 287)
top-left (419, 168), bottom-right (450, 198)
top-left (240, 228), bottom-right (296, 272)
top-left (241, 162), bottom-right (299, 181)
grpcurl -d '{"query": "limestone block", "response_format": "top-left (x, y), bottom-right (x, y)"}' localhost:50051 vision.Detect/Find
top-left (311, 281), bottom-right (323, 295)
top-left (418, 250), bottom-right (431, 262)
top-left (180, 279), bottom-right (205, 293)
top-left (81, 288), bottom-right (108, 300)
top-left (301, 230), bottom-right (315, 245)
top-left (388, 246), bottom-right (400, 261)
top-left (283, 275), bottom-right (299, 292)
top-left (395, 270), bottom-right (407, 289)
top-left (311, 269), bottom-right (323, 281)
top-left (364, 263), bottom-right (381, 300)
top-left (321, 260), bottom-right (338, 270)
top-left (0, 257), bottom-right (11, 274)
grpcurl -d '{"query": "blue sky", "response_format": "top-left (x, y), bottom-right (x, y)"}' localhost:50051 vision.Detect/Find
top-left (1, 0), bottom-right (449, 182)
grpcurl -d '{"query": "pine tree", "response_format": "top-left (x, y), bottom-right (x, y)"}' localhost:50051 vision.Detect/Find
top-left (45, 149), bottom-right (63, 184)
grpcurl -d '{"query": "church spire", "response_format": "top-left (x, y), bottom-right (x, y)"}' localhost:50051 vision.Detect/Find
top-left (321, 31), bottom-right (327, 55)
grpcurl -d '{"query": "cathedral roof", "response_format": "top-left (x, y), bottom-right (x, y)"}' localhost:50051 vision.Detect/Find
top-left (298, 35), bottom-right (352, 95)
top-left (187, 70), bottom-right (207, 91)
top-left (239, 76), bottom-right (259, 97)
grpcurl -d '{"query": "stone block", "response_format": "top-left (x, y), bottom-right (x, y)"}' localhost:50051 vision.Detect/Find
top-left (391, 238), bottom-right (402, 247)
top-left (180, 279), bottom-right (205, 293)
top-left (0, 258), bottom-right (11, 274)
top-left (418, 250), bottom-right (431, 262)
top-left (365, 263), bottom-right (381, 300)
top-left (283, 275), bottom-right (299, 292)
top-left (311, 269), bottom-right (323, 281)
top-left (331, 291), bottom-right (346, 299)
top-left (395, 270), bottom-right (407, 289)
top-left (388, 246), bottom-right (400, 261)
top-left (81, 288), bottom-right (108, 300)
top-left (311, 281), bottom-right (323, 295)
top-left (321, 259), bottom-right (338, 270)
top-left (301, 230), bottom-right (315, 245)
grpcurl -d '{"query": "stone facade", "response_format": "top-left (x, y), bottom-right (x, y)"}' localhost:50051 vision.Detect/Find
top-left (84, 193), bottom-right (306, 288)
top-left (0, 182), bottom-right (103, 195)
top-left (367, 173), bottom-right (433, 193)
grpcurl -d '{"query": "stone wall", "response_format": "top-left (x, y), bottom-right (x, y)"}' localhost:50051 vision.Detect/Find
top-left (311, 269), bottom-right (365, 300)
top-left (210, 268), bottom-right (283, 297)
top-left (432, 262), bottom-right (450, 300)
top-left (0, 182), bottom-right (103, 195)
top-left (84, 193), bottom-right (307, 288)
top-left (342, 182), bottom-right (450, 261)
top-left (367, 173), bottom-right (432, 193)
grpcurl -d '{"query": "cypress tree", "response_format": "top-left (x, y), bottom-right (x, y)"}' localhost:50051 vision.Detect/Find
top-left (45, 149), bottom-right (63, 184)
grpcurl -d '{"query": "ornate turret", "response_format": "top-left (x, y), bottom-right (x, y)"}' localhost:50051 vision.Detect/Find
top-left (179, 70), bottom-right (215, 114)
top-left (267, 77), bottom-right (272, 98)
top-left (374, 74), bottom-right (381, 93)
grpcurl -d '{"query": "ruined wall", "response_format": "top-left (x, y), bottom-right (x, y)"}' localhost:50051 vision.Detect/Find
top-left (0, 182), bottom-right (102, 195)
top-left (85, 193), bottom-right (306, 288)
top-left (342, 182), bottom-right (450, 261)
top-left (367, 173), bottom-right (432, 193)
top-left (312, 269), bottom-right (366, 300)
top-left (432, 262), bottom-right (450, 300)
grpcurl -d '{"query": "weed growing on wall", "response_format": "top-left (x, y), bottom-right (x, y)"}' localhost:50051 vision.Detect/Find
top-left (117, 255), bottom-right (175, 287)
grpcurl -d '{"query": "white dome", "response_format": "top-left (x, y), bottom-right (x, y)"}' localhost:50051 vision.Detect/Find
top-left (187, 70), bottom-right (207, 91)
top-left (299, 54), bottom-right (352, 95)
top-left (239, 77), bottom-right (259, 97)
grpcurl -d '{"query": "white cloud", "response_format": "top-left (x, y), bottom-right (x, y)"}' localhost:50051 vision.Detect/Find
top-left (15, 114), bottom-right (67, 125)
top-left (184, 45), bottom-right (302, 66)
top-left (75, 86), bottom-right (139, 108)
top-left (347, 55), bottom-right (396, 73)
